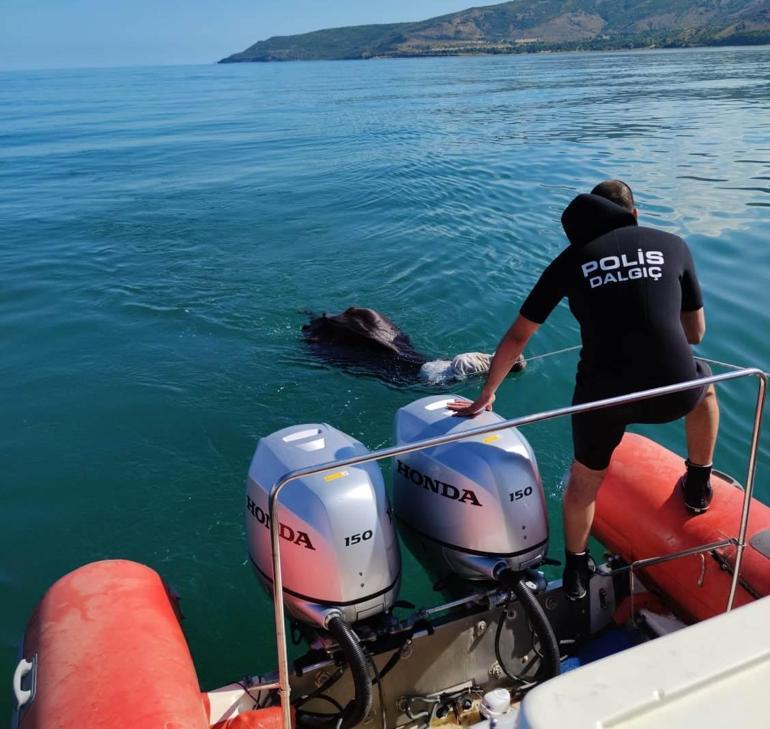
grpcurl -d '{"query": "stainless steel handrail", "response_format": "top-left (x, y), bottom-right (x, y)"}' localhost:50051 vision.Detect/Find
top-left (267, 366), bottom-right (767, 729)
top-left (602, 538), bottom-right (738, 575)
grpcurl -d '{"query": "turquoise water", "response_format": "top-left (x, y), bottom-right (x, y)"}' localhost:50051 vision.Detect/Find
top-left (2, 48), bottom-right (770, 712)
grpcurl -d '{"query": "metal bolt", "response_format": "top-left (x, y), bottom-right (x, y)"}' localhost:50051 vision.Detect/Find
top-left (474, 620), bottom-right (488, 638)
top-left (488, 662), bottom-right (505, 679)
top-left (400, 639), bottom-right (413, 659)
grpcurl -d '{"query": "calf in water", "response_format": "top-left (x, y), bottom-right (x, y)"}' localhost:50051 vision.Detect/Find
top-left (302, 307), bottom-right (525, 386)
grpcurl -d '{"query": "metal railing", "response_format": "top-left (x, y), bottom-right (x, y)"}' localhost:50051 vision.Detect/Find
top-left (266, 366), bottom-right (767, 729)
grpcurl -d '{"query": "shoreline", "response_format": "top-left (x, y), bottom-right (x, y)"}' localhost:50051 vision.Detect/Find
top-left (219, 39), bottom-right (770, 64)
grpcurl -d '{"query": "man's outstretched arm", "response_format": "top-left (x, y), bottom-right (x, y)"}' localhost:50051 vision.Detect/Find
top-left (447, 315), bottom-right (539, 416)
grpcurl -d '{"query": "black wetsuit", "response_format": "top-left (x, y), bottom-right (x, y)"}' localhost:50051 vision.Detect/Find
top-left (520, 194), bottom-right (709, 470)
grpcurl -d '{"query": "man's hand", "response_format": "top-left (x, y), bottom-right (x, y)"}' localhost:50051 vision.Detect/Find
top-left (446, 391), bottom-right (495, 417)
top-left (446, 315), bottom-right (536, 418)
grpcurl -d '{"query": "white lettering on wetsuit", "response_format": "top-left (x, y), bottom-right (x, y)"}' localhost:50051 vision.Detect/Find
top-left (581, 250), bottom-right (665, 289)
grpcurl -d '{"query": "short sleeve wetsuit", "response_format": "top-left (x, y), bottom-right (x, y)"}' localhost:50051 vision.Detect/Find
top-left (519, 194), bottom-right (710, 470)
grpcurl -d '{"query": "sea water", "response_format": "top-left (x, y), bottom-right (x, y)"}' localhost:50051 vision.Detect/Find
top-left (2, 47), bottom-right (770, 706)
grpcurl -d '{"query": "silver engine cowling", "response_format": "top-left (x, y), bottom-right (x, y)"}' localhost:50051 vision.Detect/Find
top-left (247, 423), bottom-right (400, 627)
top-left (393, 395), bottom-right (548, 580)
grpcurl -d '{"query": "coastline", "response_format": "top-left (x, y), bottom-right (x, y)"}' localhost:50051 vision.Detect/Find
top-left (218, 38), bottom-right (770, 63)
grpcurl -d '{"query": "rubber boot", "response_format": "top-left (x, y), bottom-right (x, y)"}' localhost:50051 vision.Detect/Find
top-left (678, 459), bottom-right (713, 514)
top-left (563, 551), bottom-right (595, 602)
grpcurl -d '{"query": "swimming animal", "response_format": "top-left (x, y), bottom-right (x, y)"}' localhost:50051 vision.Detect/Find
top-left (302, 307), bottom-right (525, 385)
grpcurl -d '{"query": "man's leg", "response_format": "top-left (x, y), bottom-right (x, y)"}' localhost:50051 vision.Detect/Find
top-left (562, 459), bottom-right (607, 600)
top-left (685, 385), bottom-right (719, 465)
top-left (565, 408), bottom-right (624, 600)
top-left (563, 460), bottom-right (607, 553)
top-left (681, 385), bottom-right (719, 513)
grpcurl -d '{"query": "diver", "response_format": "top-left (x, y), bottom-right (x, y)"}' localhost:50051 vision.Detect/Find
top-left (449, 180), bottom-right (720, 600)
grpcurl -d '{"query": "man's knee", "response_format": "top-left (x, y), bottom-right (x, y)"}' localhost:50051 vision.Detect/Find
top-left (566, 460), bottom-right (608, 501)
top-left (691, 384), bottom-right (718, 414)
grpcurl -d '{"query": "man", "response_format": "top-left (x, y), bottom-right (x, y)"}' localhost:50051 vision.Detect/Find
top-left (448, 180), bottom-right (719, 600)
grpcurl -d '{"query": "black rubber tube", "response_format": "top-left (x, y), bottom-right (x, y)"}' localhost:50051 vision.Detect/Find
top-left (496, 569), bottom-right (561, 680)
top-left (297, 615), bottom-right (373, 728)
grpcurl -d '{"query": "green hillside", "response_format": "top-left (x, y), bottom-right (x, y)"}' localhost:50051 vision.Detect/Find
top-left (219, 0), bottom-right (770, 62)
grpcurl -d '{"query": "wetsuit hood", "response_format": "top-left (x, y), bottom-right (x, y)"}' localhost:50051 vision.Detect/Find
top-left (561, 193), bottom-right (638, 247)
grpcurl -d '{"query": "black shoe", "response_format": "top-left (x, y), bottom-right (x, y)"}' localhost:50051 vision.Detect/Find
top-left (563, 552), bottom-right (595, 601)
top-left (678, 473), bottom-right (713, 514)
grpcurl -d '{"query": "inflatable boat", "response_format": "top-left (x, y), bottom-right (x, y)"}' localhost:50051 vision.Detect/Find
top-left (11, 365), bottom-right (770, 729)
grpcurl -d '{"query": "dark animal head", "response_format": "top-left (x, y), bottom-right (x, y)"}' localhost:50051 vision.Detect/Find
top-left (302, 307), bottom-right (427, 384)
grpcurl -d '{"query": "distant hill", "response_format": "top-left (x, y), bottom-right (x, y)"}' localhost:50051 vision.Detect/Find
top-left (219, 0), bottom-right (770, 63)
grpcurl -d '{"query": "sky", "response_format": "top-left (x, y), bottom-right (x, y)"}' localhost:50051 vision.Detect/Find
top-left (0, 0), bottom-right (499, 71)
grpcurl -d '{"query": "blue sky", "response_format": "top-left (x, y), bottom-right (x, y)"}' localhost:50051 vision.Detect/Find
top-left (0, 0), bottom-right (498, 71)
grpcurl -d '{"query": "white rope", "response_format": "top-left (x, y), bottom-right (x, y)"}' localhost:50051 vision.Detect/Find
top-left (524, 344), bottom-right (581, 362)
top-left (696, 355), bottom-right (748, 372)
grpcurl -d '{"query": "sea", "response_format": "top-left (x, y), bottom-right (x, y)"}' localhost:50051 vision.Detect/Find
top-left (2, 47), bottom-right (770, 713)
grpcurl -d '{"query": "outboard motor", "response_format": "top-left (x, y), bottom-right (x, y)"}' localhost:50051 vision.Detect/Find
top-left (393, 395), bottom-right (560, 679)
top-left (248, 423), bottom-right (401, 728)
top-left (393, 395), bottom-right (548, 580)
top-left (247, 423), bottom-right (400, 627)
